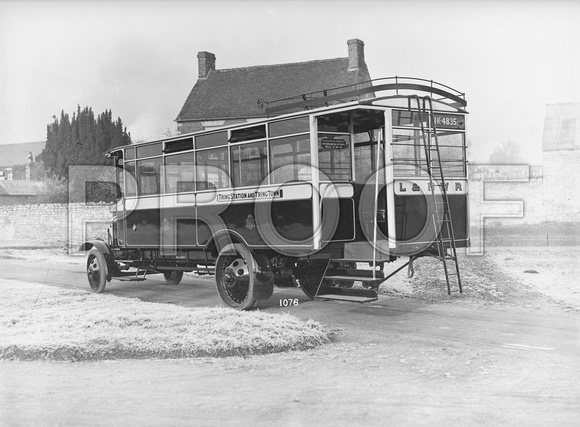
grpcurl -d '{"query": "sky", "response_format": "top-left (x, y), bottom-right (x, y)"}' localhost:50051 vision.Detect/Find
top-left (1, 0), bottom-right (579, 164)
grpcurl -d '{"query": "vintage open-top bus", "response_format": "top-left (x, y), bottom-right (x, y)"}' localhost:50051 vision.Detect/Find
top-left (81, 77), bottom-right (469, 309)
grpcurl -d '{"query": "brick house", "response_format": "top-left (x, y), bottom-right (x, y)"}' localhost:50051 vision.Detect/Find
top-left (175, 39), bottom-right (372, 134)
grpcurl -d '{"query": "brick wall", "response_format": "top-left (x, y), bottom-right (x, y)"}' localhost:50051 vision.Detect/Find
top-left (1, 160), bottom-right (577, 251)
top-left (468, 165), bottom-right (545, 227)
top-left (0, 203), bottom-right (113, 248)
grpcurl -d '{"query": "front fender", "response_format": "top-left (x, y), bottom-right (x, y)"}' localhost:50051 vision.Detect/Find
top-left (79, 239), bottom-right (117, 281)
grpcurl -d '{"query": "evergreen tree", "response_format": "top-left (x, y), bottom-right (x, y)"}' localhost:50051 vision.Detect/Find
top-left (41, 106), bottom-right (131, 178)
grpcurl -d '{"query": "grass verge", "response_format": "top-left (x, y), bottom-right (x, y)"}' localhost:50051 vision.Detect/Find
top-left (0, 280), bottom-right (330, 361)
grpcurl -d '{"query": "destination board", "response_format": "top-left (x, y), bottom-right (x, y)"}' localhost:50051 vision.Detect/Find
top-left (433, 114), bottom-right (465, 130)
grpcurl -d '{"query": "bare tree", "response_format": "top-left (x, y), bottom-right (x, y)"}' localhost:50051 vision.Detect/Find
top-left (488, 140), bottom-right (524, 164)
top-left (160, 128), bottom-right (177, 137)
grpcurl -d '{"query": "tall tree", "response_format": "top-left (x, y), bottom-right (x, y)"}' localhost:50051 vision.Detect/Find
top-left (43, 106), bottom-right (131, 178)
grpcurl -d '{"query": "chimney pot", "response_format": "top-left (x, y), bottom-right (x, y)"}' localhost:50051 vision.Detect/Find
top-left (197, 51), bottom-right (216, 79)
top-left (347, 39), bottom-right (365, 70)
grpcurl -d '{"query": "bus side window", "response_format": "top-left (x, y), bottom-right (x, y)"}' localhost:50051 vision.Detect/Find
top-left (164, 152), bottom-right (195, 193)
top-left (269, 135), bottom-right (311, 183)
top-left (231, 140), bottom-right (268, 187)
top-left (125, 161), bottom-right (137, 197)
top-left (137, 158), bottom-right (162, 196)
top-left (196, 147), bottom-right (230, 190)
top-left (116, 161), bottom-right (125, 199)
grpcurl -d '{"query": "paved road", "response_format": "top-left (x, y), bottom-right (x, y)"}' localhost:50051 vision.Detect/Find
top-left (1, 256), bottom-right (579, 425)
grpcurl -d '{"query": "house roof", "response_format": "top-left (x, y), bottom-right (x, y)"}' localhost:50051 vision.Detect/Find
top-left (0, 141), bottom-right (46, 168)
top-left (0, 180), bottom-right (47, 196)
top-left (176, 57), bottom-right (369, 122)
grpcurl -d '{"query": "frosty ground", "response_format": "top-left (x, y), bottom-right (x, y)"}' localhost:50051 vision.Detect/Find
top-left (0, 224), bottom-right (579, 425)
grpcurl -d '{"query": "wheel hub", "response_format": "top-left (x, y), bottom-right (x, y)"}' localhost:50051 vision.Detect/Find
top-left (222, 257), bottom-right (249, 295)
top-left (88, 258), bottom-right (100, 280)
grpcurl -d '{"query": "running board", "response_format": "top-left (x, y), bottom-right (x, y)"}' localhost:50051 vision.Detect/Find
top-left (316, 293), bottom-right (377, 303)
top-left (324, 275), bottom-right (384, 283)
top-left (315, 285), bottom-right (378, 303)
top-left (314, 261), bottom-right (384, 303)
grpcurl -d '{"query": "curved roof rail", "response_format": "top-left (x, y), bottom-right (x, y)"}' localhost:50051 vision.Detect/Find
top-left (257, 76), bottom-right (467, 116)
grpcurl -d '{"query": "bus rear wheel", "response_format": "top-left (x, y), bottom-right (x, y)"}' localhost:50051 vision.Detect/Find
top-left (163, 270), bottom-right (183, 285)
top-left (215, 243), bottom-right (273, 310)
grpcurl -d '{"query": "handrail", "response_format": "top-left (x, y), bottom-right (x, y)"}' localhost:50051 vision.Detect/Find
top-left (258, 76), bottom-right (467, 116)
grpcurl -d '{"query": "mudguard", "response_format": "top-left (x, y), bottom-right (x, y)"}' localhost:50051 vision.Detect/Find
top-left (79, 239), bottom-right (117, 281)
top-left (253, 252), bottom-right (275, 301)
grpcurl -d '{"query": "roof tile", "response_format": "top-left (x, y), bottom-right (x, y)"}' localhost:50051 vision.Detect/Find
top-left (176, 57), bottom-right (369, 122)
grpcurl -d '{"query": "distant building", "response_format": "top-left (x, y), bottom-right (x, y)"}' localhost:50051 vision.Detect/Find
top-left (469, 102), bottom-right (580, 225)
top-left (0, 141), bottom-right (45, 180)
top-left (175, 39), bottom-right (372, 134)
top-left (542, 102), bottom-right (580, 222)
top-left (0, 180), bottom-right (47, 205)
top-left (0, 141), bottom-right (45, 168)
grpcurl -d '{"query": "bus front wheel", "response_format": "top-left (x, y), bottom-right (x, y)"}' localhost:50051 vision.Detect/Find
top-left (87, 248), bottom-right (107, 293)
top-left (215, 243), bottom-right (273, 310)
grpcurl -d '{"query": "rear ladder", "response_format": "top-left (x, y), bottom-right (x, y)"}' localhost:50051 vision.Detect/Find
top-left (413, 95), bottom-right (463, 294)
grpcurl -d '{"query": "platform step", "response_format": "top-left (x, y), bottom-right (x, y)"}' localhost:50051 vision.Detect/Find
top-left (118, 277), bottom-right (147, 282)
top-left (316, 286), bottom-right (378, 298)
top-left (316, 294), bottom-right (378, 303)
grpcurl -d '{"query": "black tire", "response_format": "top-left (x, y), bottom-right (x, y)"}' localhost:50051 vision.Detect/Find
top-left (163, 270), bottom-right (184, 285)
top-left (215, 243), bottom-right (273, 310)
top-left (87, 248), bottom-right (107, 293)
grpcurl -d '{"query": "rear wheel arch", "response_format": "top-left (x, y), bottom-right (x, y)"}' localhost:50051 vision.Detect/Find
top-left (205, 231), bottom-right (246, 259)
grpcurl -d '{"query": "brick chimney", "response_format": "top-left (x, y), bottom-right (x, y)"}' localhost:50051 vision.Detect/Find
top-left (347, 39), bottom-right (365, 71)
top-left (197, 51), bottom-right (216, 79)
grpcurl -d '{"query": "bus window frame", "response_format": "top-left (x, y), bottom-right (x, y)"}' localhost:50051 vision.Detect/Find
top-left (390, 108), bottom-right (467, 179)
top-left (268, 133), bottom-right (311, 183)
top-left (163, 150), bottom-right (196, 194)
top-left (136, 156), bottom-right (162, 197)
top-left (229, 138), bottom-right (269, 189)
top-left (195, 145), bottom-right (231, 192)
